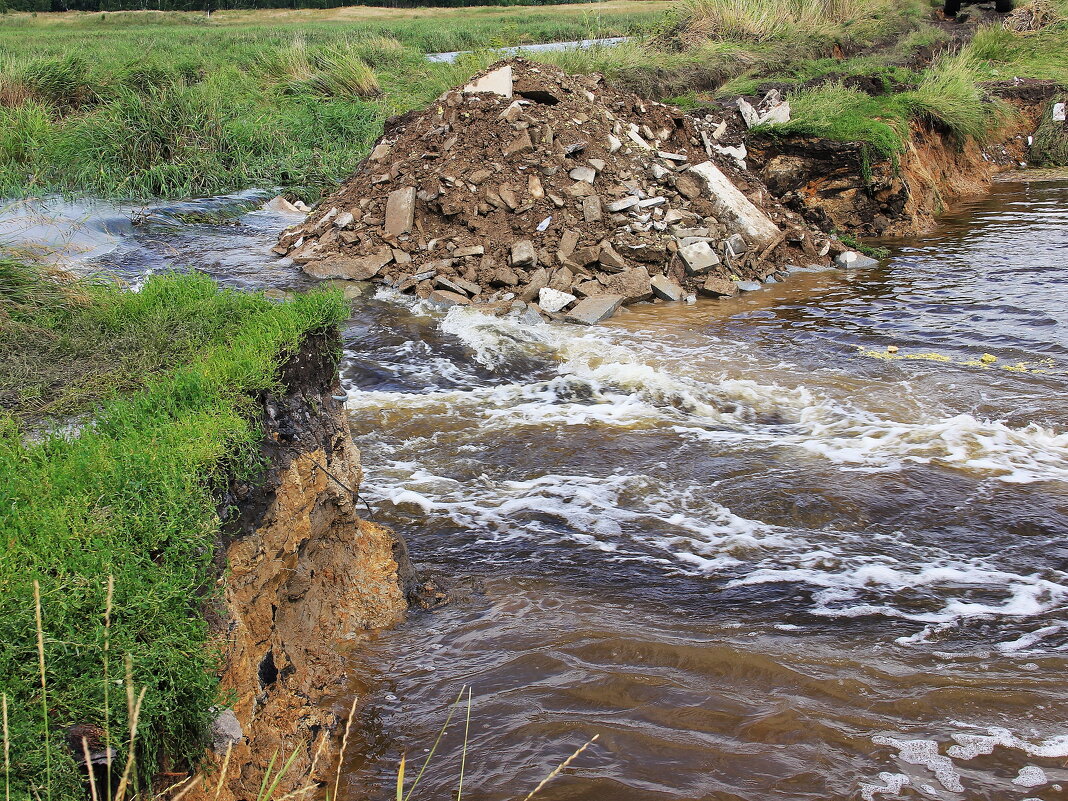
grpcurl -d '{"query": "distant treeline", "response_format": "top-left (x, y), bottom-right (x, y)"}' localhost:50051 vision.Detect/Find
top-left (1, 0), bottom-right (595, 10)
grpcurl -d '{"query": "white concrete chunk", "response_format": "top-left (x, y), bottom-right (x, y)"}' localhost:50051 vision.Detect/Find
top-left (538, 287), bottom-right (576, 313)
top-left (463, 65), bottom-right (513, 98)
top-left (688, 161), bottom-right (781, 246)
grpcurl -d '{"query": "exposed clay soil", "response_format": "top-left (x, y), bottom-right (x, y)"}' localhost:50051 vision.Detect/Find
top-left (180, 333), bottom-right (414, 801)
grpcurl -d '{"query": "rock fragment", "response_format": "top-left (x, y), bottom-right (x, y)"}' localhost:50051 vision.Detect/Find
top-left (834, 251), bottom-right (880, 269)
top-left (384, 187), bottom-right (416, 238)
top-left (650, 274), bottom-right (683, 301)
top-left (511, 239), bottom-right (537, 268)
top-left (538, 287), bottom-right (576, 313)
top-left (565, 294), bottom-right (625, 325)
top-left (678, 241), bottom-right (721, 275)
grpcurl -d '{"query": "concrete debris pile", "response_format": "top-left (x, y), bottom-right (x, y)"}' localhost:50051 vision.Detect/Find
top-left (737, 89), bottom-right (791, 129)
top-left (275, 58), bottom-right (844, 324)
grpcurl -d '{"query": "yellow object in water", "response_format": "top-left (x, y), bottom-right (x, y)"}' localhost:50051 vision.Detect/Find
top-left (981, 353), bottom-right (997, 364)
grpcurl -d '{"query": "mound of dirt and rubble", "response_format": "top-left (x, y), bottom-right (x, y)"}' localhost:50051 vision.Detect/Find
top-left (275, 58), bottom-right (864, 325)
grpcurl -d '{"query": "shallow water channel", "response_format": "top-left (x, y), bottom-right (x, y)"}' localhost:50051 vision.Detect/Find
top-left (10, 177), bottom-right (1067, 800)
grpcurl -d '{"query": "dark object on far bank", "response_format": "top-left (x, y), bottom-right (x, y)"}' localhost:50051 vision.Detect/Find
top-left (943, 0), bottom-right (1013, 19)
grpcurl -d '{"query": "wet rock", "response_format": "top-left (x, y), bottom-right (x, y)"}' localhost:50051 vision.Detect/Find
top-left (699, 277), bottom-right (738, 297)
top-left (564, 294), bottom-right (625, 325)
top-left (650, 274), bottom-right (684, 301)
top-left (736, 280), bottom-right (762, 291)
top-left (303, 249), bottom-right (393, 281)
top-left (429, 289), bottom-right (471, 307)
top-left (263, 195), bottom-right (306, 216)
top-left (834, 250), bottom-right (879, 269)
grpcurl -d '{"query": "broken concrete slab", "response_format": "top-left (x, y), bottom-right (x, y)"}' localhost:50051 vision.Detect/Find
top-left (678, 241), bottom-right (721, 275)
top-left (569, 166), bottom-right (597, 183)
top-left (650, 274), bottom-right (683, 301)
top-left (564, 294), bottom-right (625, 325)
top-left (605, 196), bottom-right (640, 213)
top-left (834, 250), bottom-right (880, 269)
top-left (463, 64), bottom-right (513, 98)
top-left (688, 161), bottom-right (781, 246)
top-left (538, 287), bottom-right (577, 313)
top-left (384, 186), bottom-right (416, 238)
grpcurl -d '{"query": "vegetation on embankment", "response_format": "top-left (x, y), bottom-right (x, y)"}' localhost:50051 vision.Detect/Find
top-left (666, 0), bottom-right (1068, 160)
top-left (0, 267), bottom-right (347, 799)
top-left (0, 1), bottom-right (667, 199)
top-left (0, 0), bottom-right (1064, 203)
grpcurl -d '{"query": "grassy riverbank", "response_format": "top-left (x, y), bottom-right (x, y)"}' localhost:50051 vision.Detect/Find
top-left (0, 0), bottom-right (1065, 201)
top-left (0, 1), bottom-right (668, 199)
top-left (0, 266), bottom-right (347, 798)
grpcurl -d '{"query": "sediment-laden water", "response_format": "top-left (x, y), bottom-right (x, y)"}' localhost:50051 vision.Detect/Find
top-left (8, 177), bottom-right (1066, 800)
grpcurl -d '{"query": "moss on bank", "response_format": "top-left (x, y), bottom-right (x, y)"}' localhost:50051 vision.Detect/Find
top-left (0, 270), bottom-right (347, 798)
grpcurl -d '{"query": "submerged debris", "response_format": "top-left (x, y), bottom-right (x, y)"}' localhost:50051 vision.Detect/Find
top-left (276, 58), bottom-right (845, 324)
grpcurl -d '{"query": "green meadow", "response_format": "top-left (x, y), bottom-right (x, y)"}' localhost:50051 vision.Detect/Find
top-left (1, 0), bottom-right (1066, 201)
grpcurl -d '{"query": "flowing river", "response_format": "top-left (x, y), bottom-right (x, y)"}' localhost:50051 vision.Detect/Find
top-left (6, 175), bottom-right (1066, 800)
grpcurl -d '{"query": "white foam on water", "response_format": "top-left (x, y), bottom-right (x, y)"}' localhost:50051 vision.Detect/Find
top-left (362, 466), bottom-right (776, 566)
top-left (861, 772), bottom-right (910, 800)
top-left (947, 727), bottom-right (1068, 760)
top-left (866, 727), bottom-right (1068, 799)
top-left (1013, 766), bottom-right (1048, 788)
top-left (349, 295), bottom-right (1068, 645)
top-left (871, 737), bottom-right (964, 793)
top-left (433, 303), bottom-right (1068, 484)
top-left (996, 624), bottom-right (1065, 653)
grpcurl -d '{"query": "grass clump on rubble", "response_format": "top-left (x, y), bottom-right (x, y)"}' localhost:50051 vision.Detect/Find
top-left (0, 268), bottom-right (348, 799)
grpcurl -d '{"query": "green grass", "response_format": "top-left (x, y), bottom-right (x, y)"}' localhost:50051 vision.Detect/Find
top-left (0, 3), bottom-right (666, 201)
top-left (0, 270), bottom-right (348, 799)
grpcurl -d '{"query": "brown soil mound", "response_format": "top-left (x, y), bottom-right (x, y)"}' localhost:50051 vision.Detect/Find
top-left (275, 58), bottom-right (836, 323)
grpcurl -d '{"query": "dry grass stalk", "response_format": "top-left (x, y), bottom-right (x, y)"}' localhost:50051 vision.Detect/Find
top-left (104, 575), bottom-right (115, 801)
top-left (3, 693), bottom-right (10, 801)
top-left (33, 581), bottom-right (51, 801)
top-left (79, 738), bottom-right (101, 801)
top-left (521, 735), bottom-right (600, 801)
top-left (213, 741), bottom-right (234, 801)
top-left (331, 697), bottom-right (359, 801)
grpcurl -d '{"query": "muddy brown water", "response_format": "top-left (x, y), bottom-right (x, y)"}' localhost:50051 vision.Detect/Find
top-left (7, 178), bottom-right (1066, 800)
